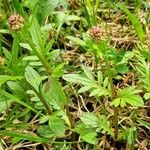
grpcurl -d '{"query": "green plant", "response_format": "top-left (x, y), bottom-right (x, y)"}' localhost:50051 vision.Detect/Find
top-left (0, 0), bottom-right (149, 149)
top-left (118, 3), bottom-right (144, 42)
top-left (63, 33), bottom-right (144, 146)
top-left (82, 0), bottom-right (100, 26)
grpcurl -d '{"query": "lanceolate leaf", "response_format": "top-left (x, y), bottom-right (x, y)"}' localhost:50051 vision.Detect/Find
top-left (98, 71), bottom-right (103, 84)
top-left (7, 81), bottom-right (27, 99)
top-left (43, 76), bottom-right (67, 110)
top-left (66, 36), bottom-right (86, 47)
top-left (25, 66), bottom-right (41, 91)
top-left (0, 93), bottom-right (12, 112)
top-left (0, 89), bottom-right (38, 113)
top-left (0, 75), bottom-right (23, 87)
top-left (82, 65), bottom-right (94, 81)
top-left (29, 17), bottom-right (42, 49)
top-left (0, 130), bottom-right (49, 143)
top-left (78, 85), bottom-right (92, 93)
top-left (62, 74), bottom-right (91, 85)
top-left (89, 89), bottom-right (101, 97)
top-left (119, 3), bottom-right (144, 41)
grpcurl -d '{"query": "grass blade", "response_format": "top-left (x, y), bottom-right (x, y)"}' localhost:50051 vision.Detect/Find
top-left (119, 3), bottom-right (144, 41)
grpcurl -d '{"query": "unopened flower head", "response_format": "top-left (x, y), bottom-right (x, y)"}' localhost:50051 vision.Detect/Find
top-left (8, 14), bottom-right (24, 31)
top-left (89, 26), bottom-right (106, 41)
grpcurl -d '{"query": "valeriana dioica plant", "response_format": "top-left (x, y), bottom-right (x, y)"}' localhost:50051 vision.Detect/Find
top-left (0, 13), bottom-right (71, 145)
top-left (63, 25), bottom-right (144, 146)
top-left (0, 0), bottom-right (149, 149)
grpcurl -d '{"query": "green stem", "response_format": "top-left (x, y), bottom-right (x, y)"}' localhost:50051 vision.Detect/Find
top-left (28, 41), bottom-right (52, 75)
top-left (10, 33), bottom-right (20, 68)
top-left (26, 40), bottom-right (52, 115)
top-left (27, 81), bottom-right (52, 115)
top-left (104, 55), bottom-right (118, 141)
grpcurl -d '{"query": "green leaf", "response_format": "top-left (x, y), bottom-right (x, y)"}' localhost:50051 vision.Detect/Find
top-left (12, 0), bottom-right (24, 16)
top-left (48, 49), bottom-right (60, 58)
top-left (49, 116), bottom-right (66, 137)
top-left (97, 115), bottom-right (114, 136)
top-left (124, 96), bottom-right (143, 107)
top-left (119, 3), bottom-right (144, 41)
top-left (29, 17), bottom-right (43, 49)
top-left (66, 15), bottom-right (80, 21)
top-left (45, 39), bottom-right (54, 54)
top-left (98, 71), bottom-right (103, 84)
top-left (63, 70), bottom-right (110, 98)
top-left (127, 127), bottom-right (137, 144)
top-left (25, 66), bottom-right (41, 91)
top-left (12, 137), bottom-right (22, 144)
top-left (29, 61), bottom-right (42, 66)
top-left (112, 98), bottom-right (120, 107)
top-left (137, 119), bottom-right (150, 129)
top-left (116, 64), bottom-right (129, 74)
top-left (74, 123), bottom-right (97, 144)
top-left (136, 61), bottom-right (150, 93)
top-left (37, 125), bottom-right (54, 138)
top-left (81, 130), bottom-right (97, 145)
top-left (0, 90), bottom-right (38, 113)
top-left (66, 36), bottom-right (86, 47)
top-left (119, 51), bottom-right (134, 64)
top-left (89, 89), bottom-right (100, 97)
top-left (0, 130), bottom-right (50, 143)
top-left (0, 75), bottom-right (23, 87)
top-left (3, 47), bottom-right (12, 60)
top-left (43, 76), bottom-right (67, 110)
top-left (52, 62), bottom-right (66, 77)
top-left (144, 93), bottom-right (150, 100)
top-left (78, 85), bottom-right (92, 93)
top-left (39, 115), bottom-right (51, 124)
top-left (82, 65), bottom-right (94, 81)
top-left (80, 113), bottom-right (98, 127)
top-left (7, 81), bottom-right (26, 99)
top-left (112, 86), bottom-right (144, 107)
top-left (119, 127), bottom-right (137, 144)
top-left (22, 56), bottom-right (39, 61)
top-left (19, 43), bottom-right (32, 51)
top-left (103, 77), bottom-right (109, 88)
top-left (0, 94), bottom-right (12, 112)
top-left (63, 74), bottom-right (91, 85)
top-left (26, 0), bottom-right (68, 23)
top-left (10, 33), bottom-right (20, 67)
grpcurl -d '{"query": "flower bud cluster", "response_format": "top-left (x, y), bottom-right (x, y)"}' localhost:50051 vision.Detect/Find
top-left (8, 14), bottom-right (24, 31)
top-left (89, 26), bottom-right (106, 41)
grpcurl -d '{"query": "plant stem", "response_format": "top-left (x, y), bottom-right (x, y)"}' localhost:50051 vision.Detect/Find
top-left (113, 106), bottom-right (118, 140)
top-left (104, 55), bottom-right (118, 141)
top-left (10, 33), bottom-right (19, 68)
top-left (28, 41), bottom-right (52, 76)
top-left (26, 40), bottom-right (52, 114)
top-left (27, 82), bottom-right (52, 115)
